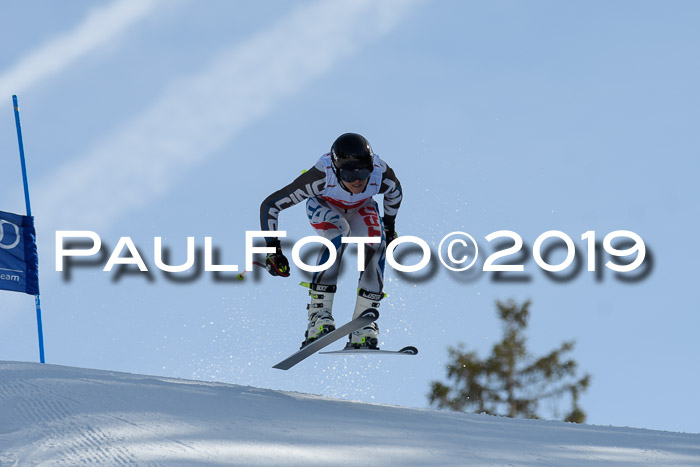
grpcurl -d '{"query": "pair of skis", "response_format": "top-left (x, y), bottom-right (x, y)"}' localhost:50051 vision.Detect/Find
top-left (273, 309), bottom-right (418, 370)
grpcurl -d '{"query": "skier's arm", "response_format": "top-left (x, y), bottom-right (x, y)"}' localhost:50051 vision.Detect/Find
top-left (379, 162), bottom-right (402, 235)
top-left (259, 165), bottom-right (326, 240)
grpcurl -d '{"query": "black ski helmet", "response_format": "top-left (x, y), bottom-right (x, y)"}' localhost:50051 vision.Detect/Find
top-left (330, 133), bottom-right (373, 173)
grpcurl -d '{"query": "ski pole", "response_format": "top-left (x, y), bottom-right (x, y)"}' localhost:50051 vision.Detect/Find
top-left (237, 261), bottom-right (266, 280)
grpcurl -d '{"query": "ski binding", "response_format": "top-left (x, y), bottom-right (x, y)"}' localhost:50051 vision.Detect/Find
top-left (273, 309), bottom-right (379, 370)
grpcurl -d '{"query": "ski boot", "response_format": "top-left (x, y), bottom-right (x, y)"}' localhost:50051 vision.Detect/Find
top-left (301, 283), bottom-right (337, 348)
top-left (348, 289), bottom-right (383, 349)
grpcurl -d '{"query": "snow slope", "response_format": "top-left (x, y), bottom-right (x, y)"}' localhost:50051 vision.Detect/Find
top-left (1, 361), bottom-right (699, 466)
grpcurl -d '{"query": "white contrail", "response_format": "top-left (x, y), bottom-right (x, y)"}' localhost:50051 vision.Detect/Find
top-left (0, 0), bottom-right (163, 97)
top-left (35, 0), bottom-right (422, 230)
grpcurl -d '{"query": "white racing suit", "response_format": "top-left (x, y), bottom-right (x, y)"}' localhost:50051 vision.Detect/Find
top-left (260, 152), bottom-right (402, 294)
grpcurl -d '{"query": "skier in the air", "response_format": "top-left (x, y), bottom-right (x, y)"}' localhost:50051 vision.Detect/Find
top-left (260, 133), bottom-right (402, 349)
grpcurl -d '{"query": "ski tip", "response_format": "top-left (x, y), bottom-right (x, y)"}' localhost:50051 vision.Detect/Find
top-left (399, 346), bottom-right (419, 355)
top-left (359, 308), bottom-right (379, 321)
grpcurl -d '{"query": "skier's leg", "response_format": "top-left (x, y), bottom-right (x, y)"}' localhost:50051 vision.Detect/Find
top-left (301, 198), bottom-right (350, 346)
top-left (346, 201), bottom-right (386, 348)
top-left (349, 200), bottom-right (386, 297)
top-left (306, 198), bottom-right (350, 287)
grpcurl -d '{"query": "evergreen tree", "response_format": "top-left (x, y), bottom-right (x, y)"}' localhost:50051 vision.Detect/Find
top-left (428, 299), bottom-right (590, 423)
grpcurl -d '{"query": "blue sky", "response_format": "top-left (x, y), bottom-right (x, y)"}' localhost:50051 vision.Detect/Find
top-left (1, 0), bottom-right (699, 433)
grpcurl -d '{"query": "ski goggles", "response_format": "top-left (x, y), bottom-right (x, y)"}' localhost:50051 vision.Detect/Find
top-left (338, 167), bottom-right (372, 182)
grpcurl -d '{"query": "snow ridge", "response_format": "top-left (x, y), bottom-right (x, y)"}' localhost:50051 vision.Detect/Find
top-left (1, 361), bottom-right (699, 466)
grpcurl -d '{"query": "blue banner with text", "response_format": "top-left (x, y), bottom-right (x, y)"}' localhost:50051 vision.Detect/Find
top-left (0, 210), bottom-right (39, 295)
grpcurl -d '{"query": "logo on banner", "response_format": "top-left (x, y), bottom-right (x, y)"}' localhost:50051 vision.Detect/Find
top-left (0, 219), bottom-right (20, 250)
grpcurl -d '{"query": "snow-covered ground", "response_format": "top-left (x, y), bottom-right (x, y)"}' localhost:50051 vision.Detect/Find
top-left (1, 361), bottom-right (699, 466)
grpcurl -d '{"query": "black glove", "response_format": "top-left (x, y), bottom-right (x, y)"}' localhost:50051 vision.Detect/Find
top-left (383, 219), bottom-right (398, 247)
top-left (265, 239), bottom-right (290, 277)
